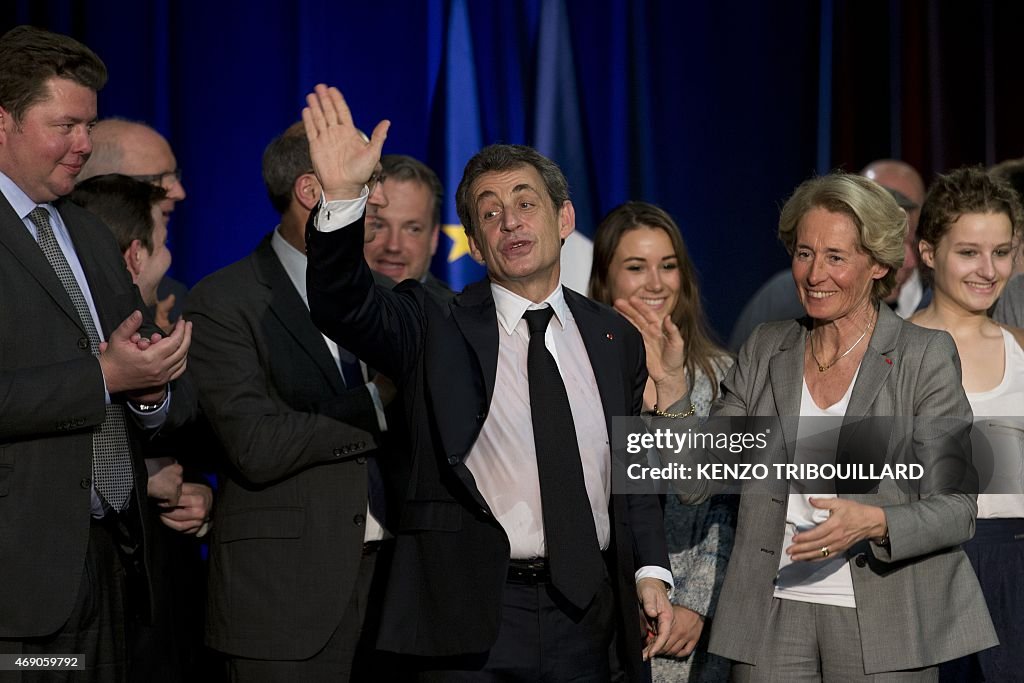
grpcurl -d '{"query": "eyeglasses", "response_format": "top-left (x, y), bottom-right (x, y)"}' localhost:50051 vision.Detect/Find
top-left (128, 168), bottom-right (182, 189)
top-left (368, 170), bottom-right (386, 193)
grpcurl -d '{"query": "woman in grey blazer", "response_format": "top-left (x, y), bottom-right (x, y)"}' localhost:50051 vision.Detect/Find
top-left (640, 174), bottom-right (996, 681)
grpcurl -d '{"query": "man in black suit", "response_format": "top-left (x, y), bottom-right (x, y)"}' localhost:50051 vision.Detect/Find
top-left (303, 84), bottom-right (673, 682)
top-left (365, 153), bottom-right (451, 299)
top-left (185, 121), bottom-right (394, 681)
top-left (0, 26), bottom-right (192, 680)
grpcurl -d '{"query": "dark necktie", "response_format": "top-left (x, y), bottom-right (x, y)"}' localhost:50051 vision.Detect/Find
top-left (29, 207), bottom-right (134, 511)
top-left (523, 307), bottom-right (603, 609)
top-left (338, 350), bottom-right (386, 523)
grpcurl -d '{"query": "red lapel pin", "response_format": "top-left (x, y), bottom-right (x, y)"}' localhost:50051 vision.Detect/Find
top-left (606, 333), bottom-right (614, 340)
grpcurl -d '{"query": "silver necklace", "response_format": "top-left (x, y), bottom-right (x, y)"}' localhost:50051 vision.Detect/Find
top-left (810, 326), bottom-right (870, 372)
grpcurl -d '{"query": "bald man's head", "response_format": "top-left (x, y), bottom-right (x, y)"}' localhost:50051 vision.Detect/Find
top-left (861, 159), bottom-right (925, 208)
top-left (861, 159), bottom-right (926, 298)
top-left (80, 119), bottom-right (185, 218)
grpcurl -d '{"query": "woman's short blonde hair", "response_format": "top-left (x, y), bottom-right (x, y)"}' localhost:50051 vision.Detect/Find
top-left (778, 173), bottom-right (907, 301)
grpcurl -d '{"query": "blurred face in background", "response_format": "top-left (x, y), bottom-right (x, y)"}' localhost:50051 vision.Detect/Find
top-left (129, 205), bottom-right (172, 306)
top-left (364, 178), bottom-right (439, 282)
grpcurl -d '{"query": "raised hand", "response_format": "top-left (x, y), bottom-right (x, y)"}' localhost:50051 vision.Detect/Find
top-left (301, 83), bottom-right (389, 201)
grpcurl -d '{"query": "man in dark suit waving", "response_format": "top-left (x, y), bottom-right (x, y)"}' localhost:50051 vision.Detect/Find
top-left (0, 26), bottom-right (192, 679)
top-left (303, 84), bottom-right (673, 682)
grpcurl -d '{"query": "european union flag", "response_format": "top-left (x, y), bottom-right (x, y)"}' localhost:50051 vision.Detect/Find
top-left (427, 0), bottom-right (487, 292)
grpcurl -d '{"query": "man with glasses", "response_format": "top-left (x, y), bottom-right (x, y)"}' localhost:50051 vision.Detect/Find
top-left (78, 119), bottom-right (210, 682)
top-left (79, 118), bottom-right (188, 327)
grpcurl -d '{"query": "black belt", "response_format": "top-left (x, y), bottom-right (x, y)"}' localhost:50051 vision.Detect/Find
top-left (507, 558), bottom-right (551, 584)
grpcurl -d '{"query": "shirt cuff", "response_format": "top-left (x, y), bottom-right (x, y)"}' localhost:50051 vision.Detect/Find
top-left (364, 380), bottom-right (389, 433)
top-left (635, 565), bottom-right (675, 598)
top-left (315, 187), bottom-right (369, 232)
top-left (127, 387), bottom-right (171, 430)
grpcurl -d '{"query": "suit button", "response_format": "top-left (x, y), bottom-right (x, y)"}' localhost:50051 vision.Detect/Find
top-left (353, 514), bottom-right (365, 526)
top-left (80, 478), bottom-right (91, 489)
top-left (476, 412), bottom-right (486, 422)
top-left (357, 441), bottom-right (366, 448)
top-left (448, 455), bottom-right (459, 465)
top-left (356, 456), bottom-right (367, 464)
top-left (855, 554), bottom-right (867, 568)
top-left (333, 448), bottom-right (343, 457)
top-left (77, 337), bottom-right (89, 350)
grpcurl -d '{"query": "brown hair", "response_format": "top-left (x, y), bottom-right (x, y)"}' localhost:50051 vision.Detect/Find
top-left (455, 144), bottom-right (568, 239)
top-left (0, 26), bottom-right (107, 124)
top-left (917, 166), bottom-right (1024, 271)
top-left (589, 201), bottom-right (729, 398)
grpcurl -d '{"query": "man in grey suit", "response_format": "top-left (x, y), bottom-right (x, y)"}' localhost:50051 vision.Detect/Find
top-left (364, 154), bottom-right (451, 299)
top-left (0, 26), bottom-right (192, 679)
top-left (186, 122), bottom-right (393, 681)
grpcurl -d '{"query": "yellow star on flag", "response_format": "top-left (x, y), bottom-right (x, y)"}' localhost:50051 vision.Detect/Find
top-left (442, 224), bottom-right (473, 263)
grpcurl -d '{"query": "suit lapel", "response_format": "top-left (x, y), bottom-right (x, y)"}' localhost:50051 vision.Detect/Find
top-left (450, 279), bottom-right (499, 405)
top-left (836, 305), bottom-right (899, 491)
top-left (59, 200), bottom-right (129, 337)
top-left (0, 197), bottom-right (86, 334)
top-left (565, 288), bottom-right (625, 433)
top-left (768, 320), bottom-right (807, 462)
top-left (253, 235), bottom-right (345, 393)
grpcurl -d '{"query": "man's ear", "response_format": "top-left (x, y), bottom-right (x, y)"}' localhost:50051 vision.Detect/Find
top-left (558, 200), bottom-right (576, 242)
top-left (0, 106), bottom-right (11, 143)
top-left (467, 232), bottom-right (486, 265)
top-left (294, 173), bottom-right (321, 212)
top-left (123, 240), bottom-right (145, 282)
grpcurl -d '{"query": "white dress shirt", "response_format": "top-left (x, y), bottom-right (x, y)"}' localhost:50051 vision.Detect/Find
top-left (316, 191), bottom-right (672, 589)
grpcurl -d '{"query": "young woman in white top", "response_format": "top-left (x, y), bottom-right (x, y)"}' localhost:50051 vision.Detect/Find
top-left (910, 166), bottom-right (1024, 683)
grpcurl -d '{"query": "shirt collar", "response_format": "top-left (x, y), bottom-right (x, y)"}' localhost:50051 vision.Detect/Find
top-left (0, 169), bottom-right (49, 221)
top-left (491, 281), bottom-right (569, 336)
top-left (270, 226), bottom-right (308, 300)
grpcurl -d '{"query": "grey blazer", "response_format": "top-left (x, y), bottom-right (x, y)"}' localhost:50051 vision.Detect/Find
top-left (671, 305), bottom-right (997, 674)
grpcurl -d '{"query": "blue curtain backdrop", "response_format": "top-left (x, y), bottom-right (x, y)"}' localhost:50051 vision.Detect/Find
top-left (5, 0), bottom-right (1023, 338)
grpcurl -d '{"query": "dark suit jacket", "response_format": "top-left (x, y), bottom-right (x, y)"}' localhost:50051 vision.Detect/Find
top-left (186, 233), bottom-right (381, 660)
top-left (306, 214), bottom-right (669, 682)
top-left (0, 196), bottom-right (165, 637)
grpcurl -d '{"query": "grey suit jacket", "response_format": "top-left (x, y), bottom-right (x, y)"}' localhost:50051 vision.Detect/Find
top-left (672, 305), bottom-right (996, 673)
top-left (186, 234), bottom-right (380, 660)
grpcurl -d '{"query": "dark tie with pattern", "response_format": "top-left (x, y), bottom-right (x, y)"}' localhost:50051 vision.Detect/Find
top-left (29, 207), bottom-right (134, 511)
top-left (523, 307), bottom-right (603, 609)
